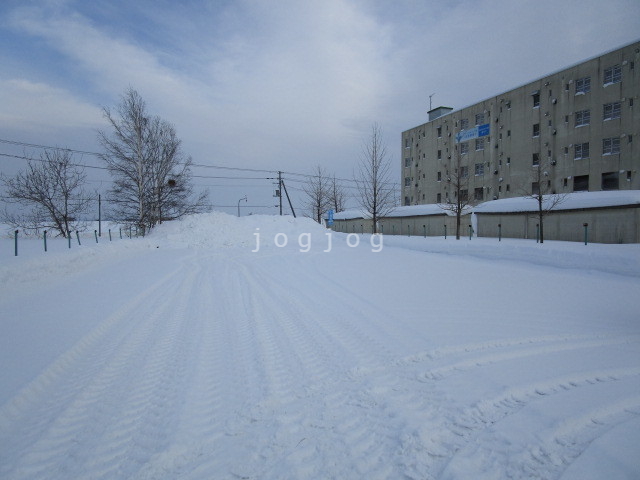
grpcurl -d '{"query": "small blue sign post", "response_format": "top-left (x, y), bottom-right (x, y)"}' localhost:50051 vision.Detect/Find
top-left (327, 209), bottom-right (334, 226)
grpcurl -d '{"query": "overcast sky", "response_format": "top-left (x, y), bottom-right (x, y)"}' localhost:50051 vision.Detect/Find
top-left (1, 0), bottom-right (639, 215)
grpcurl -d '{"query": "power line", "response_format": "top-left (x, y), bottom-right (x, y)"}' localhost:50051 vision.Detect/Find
top-left (0, 136), bottom-right (400, 188)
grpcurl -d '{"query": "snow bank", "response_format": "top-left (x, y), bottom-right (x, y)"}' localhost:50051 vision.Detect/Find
top-left (149, 211), bottom-right (328, 248)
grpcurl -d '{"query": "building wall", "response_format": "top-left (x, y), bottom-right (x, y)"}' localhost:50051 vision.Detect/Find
top-left (402, 41), bottom-right (640, 207)
top-left (476, 206), bottom-right (640, 243)
top-left (330, 214), bottom-right (471, 237)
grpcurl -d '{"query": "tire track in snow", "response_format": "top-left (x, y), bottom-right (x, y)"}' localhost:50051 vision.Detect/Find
top-left (0, 251), bottom-right (202, 479)
top-left (416, 335), bottom-right (640, 381)
top-left (439, 379), bottom-right (640, 479)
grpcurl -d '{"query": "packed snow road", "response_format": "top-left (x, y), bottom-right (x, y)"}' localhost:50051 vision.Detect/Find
top-left (1, 213), bottom-right (639, 479)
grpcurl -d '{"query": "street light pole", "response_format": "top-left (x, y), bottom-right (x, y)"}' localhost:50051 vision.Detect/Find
top-left (237, 195), bottom-right (247, 217)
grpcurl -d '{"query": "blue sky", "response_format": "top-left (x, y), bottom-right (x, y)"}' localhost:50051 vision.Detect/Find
top-left (1, 0), bottom-right (639, 215)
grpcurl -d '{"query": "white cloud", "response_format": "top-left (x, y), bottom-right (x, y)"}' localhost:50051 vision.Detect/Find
top-left (0, 78), bottom-right (105, 132)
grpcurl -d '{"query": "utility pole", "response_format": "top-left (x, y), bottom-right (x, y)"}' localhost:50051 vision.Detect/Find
top-left (98, 194), bottom-right (102, 237)
top-left (429, 93), bottom-right (435, 111)
top-left (281, 179), bottom-right (296, 218)
top-left (278, 171), bottom-right (283, 215)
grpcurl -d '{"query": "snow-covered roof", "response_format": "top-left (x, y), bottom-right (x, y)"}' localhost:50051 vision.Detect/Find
top-left (332, 209), bottom-right (370, 220)
top-left (333, 204), bottom-right (454, 220)
top-left (474, 190), bottom-right (640, 214)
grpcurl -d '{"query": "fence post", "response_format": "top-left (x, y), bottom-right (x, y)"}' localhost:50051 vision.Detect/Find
top-left (68, 231), bottom-right (71, 249)
top-left (423, 225), bottom-right (427, 238)
top-left (109, 229), bottom-right (112, 241)
top-left (498, 223), bottom-right (502, 242)
top-left (469, 224), bottom-right (473, 240)
top-left (94, 230), bottom-right (99, 243)
top-left (14, 230), bottom-right (18, 256)
top-left (76, 231), bottom-right (81, 246)
top-left (583, 223), bottom-right (588, 245)
top-left (120, 228), bottom-right (122, 239)
top-left (444, 224), bottom-right (447, 239)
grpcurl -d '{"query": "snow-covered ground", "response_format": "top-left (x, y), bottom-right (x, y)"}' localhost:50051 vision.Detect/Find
top-left (1, 212), bottom-right (639, 479)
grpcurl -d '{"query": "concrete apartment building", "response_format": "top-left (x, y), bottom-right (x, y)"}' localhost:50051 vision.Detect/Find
top-left (401, 40), bottom-right (640, 208)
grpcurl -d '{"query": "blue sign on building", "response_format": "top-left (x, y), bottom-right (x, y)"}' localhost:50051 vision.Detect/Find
top-left (455, 123), bottom-right (490, 143)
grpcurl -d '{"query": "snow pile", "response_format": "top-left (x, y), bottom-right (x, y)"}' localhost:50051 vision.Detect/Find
top-left (149, 211), bottom-right (327, 248)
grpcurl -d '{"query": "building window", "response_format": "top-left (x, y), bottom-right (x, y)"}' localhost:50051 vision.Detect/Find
top-left (533, 123), bottom-right (540, 137)
top-left (601, 172), bottom-right (619, 190)
top-left (404, 157), bottom-right (411, 167)
top-left (404, 196), bottom-right (410, 206)
top-left (603, 102), bottom-right (621, 120)
top-left (575, 76), bottom-right (591, 94)
top-left (531, 182), bottom-right (540, 195)
top-left (436, 193), bottom-right (441, 203)
top-left (404, 138), bottom-right (410, 148)
top-left (459, 166), bottom-right (468, 178)
top-left (437, 171), bottom-right (442, 181)
top-left (575, 109), bottom-right (590, 127)
top-left (437, 126), bottom-right (442, 137)
top-left (460, 118), bottom-right (469, 130)
top-left (475, 113), bottom-right (485, 125)
top-left (404, 177), bottom-right (411, 187)
top-left (532, 92), bottom-right (540, 108)
top-left (574, 142), bottom-right (589, 160)
top-left (475, 163), bottom-right (484, 176)
top-left (460, 143), bottom-right (469, 155)
top-left (506, 184), bottom-right (510, 192)
top-left (603, 137), bottom-right (621, 155)
top-left (532, 153), bottom-right (540, 165)
top-left (459, 189), bottom-right (468, 202)
top-left (437, 150), bottom-right (442, 160)
top-left (604, 64), bottom-right (622, 85)
top-left (475, 138), bottom-right (484, 151)
top-left (474, 187), bottom-right (484, 201)
top-left (573, 175), bottom-right (589, 191)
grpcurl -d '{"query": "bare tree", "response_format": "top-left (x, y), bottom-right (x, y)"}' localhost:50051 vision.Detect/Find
top-left (1, 149), bottom-right (90, 236)
top-left (303, 165), bottom-right (332, 223)
top-left (439, 146), bottom-right (470, 239)
top-left (523, 158), bottom-right (566, 243)
top-left (98, 88), bottom-right (207, 231)
top-left (354, 123), bottom-right (396, 233)
top-left (329, 174), bottom-right (347, 213)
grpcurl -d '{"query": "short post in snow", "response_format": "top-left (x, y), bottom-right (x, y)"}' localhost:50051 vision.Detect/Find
top-left (14, 230), bottom-right (18, 256)
top-left (444, 224), bottom-right (447, 239)
top-left (423, 225), bottom-right (427, 238)
top-left (44, 230), bottom-right (47, 252)
top-left (119, 227), bottom-right (122, 239)
top-left (536, 224), bottom-right (540, 243)
top-left (129, 225), bottom-right (132, 238)
top-left (94, 230), bottom-right (99, 243)
top-left (109, 229), bottom-right (112, 241)
top-left (68, 231), bottom-right (71, 249)
top-left (76, 231), bottom-right (81, 246)
top-left (468, 224), bottom-right (472, 240)
top-left (583, 223), bottom-right (588, 245)
top-left (498, 223), bottom-right (502, 242)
